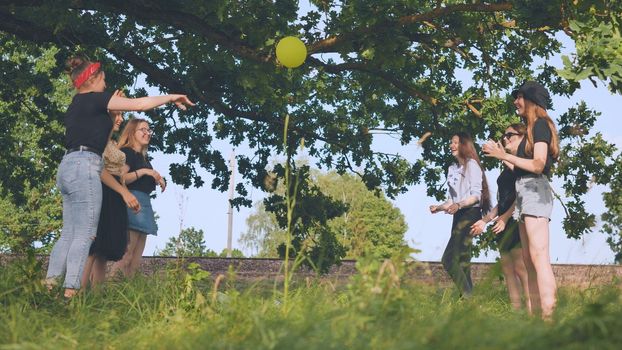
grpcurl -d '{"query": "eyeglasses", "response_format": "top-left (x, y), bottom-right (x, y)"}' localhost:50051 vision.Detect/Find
top-left (502, 132), bottom-right (521, 140)
top-left (137, 127), bottom-right (153, 136)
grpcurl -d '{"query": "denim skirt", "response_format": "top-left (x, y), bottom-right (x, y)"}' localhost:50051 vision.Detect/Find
top-left (515, 174), bottom-right (554, 220)
top-left (127, 190), bottom-right (158, 236)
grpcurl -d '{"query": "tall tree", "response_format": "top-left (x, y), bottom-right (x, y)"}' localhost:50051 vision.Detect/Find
top-left (317, 171), bottom-right (408, 259)
top-left (0, 1), bottom-right (620, 258)
top-left (158, 227), bottom-right (217, 257)
top-left (240, 170), bottom-right (408, 260)
top-left (238, 201), bottom-right (286, 258)
top-left (0, 40), bottom-right (68, 252)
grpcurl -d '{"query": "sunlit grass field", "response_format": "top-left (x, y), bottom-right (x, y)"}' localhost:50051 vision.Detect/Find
top-left (1, 256), bottom-right (621, 350)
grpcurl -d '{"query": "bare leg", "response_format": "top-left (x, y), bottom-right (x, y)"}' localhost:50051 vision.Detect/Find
top-left (511, 246), bottom-right (531, 313)
top-left (109, 230), bottom-right (138, 278)
top-left (500, 252), bottom-right (522, 309)
top-left (81, 255), bottom-right (95, 289)
top-left (519, 221), bottom-right (540, 316)
top-left (127, 233), bottom-right (147, 277)
top-left (524, 216), bottom-right (557, 320)
top-left (91, 256), bottom-right (107, 286)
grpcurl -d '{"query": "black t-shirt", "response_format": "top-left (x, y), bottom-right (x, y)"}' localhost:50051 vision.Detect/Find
top-left (497, 167), bottom-right (517, 216)
top-left (121, 147), bottom-right (156, 194)
top-left (515, 118), bottom-right (554, 177)
top-left (64, 91), bottom-right (114, 154)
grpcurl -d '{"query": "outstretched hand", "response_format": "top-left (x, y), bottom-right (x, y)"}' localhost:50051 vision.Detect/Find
top-left (429, 205), bottom-right (445, 214)
top-left (170, 95), bottom-right (195, 110)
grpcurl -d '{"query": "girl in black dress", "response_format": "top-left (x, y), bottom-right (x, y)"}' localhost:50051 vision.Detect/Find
top-left (81, 107), bottom-right (131, 287)
top-left (471, 123), bottom-right (530, 311)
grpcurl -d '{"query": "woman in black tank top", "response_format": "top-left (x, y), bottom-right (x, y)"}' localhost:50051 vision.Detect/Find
top-left (471, 124), bottom-right (530, 311)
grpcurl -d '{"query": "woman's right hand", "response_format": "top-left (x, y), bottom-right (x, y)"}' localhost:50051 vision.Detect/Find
top-left (122, 191), bottom-right (141, 213)
top-left (170, 95), bottom-right (195, 110)
top-left (149, 169), bottom-right (163, 182)
top-left (430, 205), bottom-right (442, 214)
top-left (470, 220), bottom-right (486, 236)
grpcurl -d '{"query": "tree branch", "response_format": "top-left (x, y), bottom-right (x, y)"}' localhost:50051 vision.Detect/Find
top-left (307, 57), bottom-right (437, 105)
top-left (309, 2), bottom-right (513, 54)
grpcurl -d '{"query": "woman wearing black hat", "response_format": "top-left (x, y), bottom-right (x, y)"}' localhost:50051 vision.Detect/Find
top-left (483, 81), bottom-right (559, 319)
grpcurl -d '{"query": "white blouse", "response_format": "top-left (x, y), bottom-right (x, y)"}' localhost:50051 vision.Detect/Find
top-left (446, 158), bottom-right (483, 207)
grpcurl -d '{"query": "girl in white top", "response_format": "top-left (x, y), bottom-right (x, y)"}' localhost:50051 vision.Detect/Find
top-left (430, 132), bottom-right (491, 295)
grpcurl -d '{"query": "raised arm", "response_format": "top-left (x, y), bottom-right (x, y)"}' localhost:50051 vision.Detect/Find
top-left (108, 93), bottom-right (195, 112)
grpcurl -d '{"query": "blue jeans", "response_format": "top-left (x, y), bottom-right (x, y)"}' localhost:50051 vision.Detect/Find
top-left (46, 151), bottom-right (103, 289)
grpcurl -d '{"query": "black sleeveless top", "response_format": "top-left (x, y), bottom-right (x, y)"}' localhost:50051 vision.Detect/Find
top-left (497, 167), bottom-right (517, 216)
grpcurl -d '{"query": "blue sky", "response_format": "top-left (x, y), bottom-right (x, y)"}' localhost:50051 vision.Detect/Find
top-left (141, 3), bottom-right (621, 264)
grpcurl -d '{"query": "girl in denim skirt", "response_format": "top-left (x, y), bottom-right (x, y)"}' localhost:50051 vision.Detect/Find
top-left (483, 81), bottom-right (559, 319)
top-left (109, 118), bottom-right (166, 277)
top-left (45, 57), bottom-right (194, 298)
top-left (430, 132), bottom-right (491, 296)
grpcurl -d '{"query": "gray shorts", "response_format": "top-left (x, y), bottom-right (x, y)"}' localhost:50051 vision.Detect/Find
top-left (515, 174), bottom-right (553, 221)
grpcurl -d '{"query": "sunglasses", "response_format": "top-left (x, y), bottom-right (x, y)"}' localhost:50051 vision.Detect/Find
top-left (502, 132), bottom-right (521, 140)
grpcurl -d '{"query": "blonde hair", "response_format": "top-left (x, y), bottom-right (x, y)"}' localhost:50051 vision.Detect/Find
top-left (523, 101), bottom-right (559, 159)
top-left (118, 118), bottom-right (149, 156)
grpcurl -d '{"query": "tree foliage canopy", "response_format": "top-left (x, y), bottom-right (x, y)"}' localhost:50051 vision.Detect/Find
top-left (0, 1), bottom-right (620, 259)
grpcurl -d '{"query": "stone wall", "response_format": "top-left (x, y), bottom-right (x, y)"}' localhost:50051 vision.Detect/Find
top-left (130, 257), bottom-right (622, 287)
top-left (2, 255), bottom-right (621, 287)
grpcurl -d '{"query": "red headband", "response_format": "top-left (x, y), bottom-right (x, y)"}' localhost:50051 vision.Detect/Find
top-left (73, 62), bottom-right (101, 88)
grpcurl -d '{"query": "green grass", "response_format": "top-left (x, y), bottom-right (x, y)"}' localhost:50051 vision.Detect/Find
top-left (1, 257), bottom-right (621, 350)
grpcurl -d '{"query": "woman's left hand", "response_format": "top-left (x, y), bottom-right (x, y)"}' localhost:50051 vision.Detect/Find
top-left (446, 203), bottom-right (460, 215)
top-left (158, 177), bottom-right (167, 192)
top-left (483, 140), bottom-right (507, 160)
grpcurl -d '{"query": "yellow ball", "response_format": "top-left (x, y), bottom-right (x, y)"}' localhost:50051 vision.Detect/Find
top-left (276, 36), bottom-right (307, 68)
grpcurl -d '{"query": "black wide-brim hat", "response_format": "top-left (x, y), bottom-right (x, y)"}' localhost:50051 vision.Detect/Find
top-left (511, 81), bottom-right (553, 110)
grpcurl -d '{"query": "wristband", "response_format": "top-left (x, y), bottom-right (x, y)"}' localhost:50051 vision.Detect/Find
top-left (135, 170), bottom-right (139, 180)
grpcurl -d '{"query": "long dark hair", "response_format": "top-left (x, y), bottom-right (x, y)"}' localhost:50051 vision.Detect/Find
top-left (453, 132), bottom-right (491, 214)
